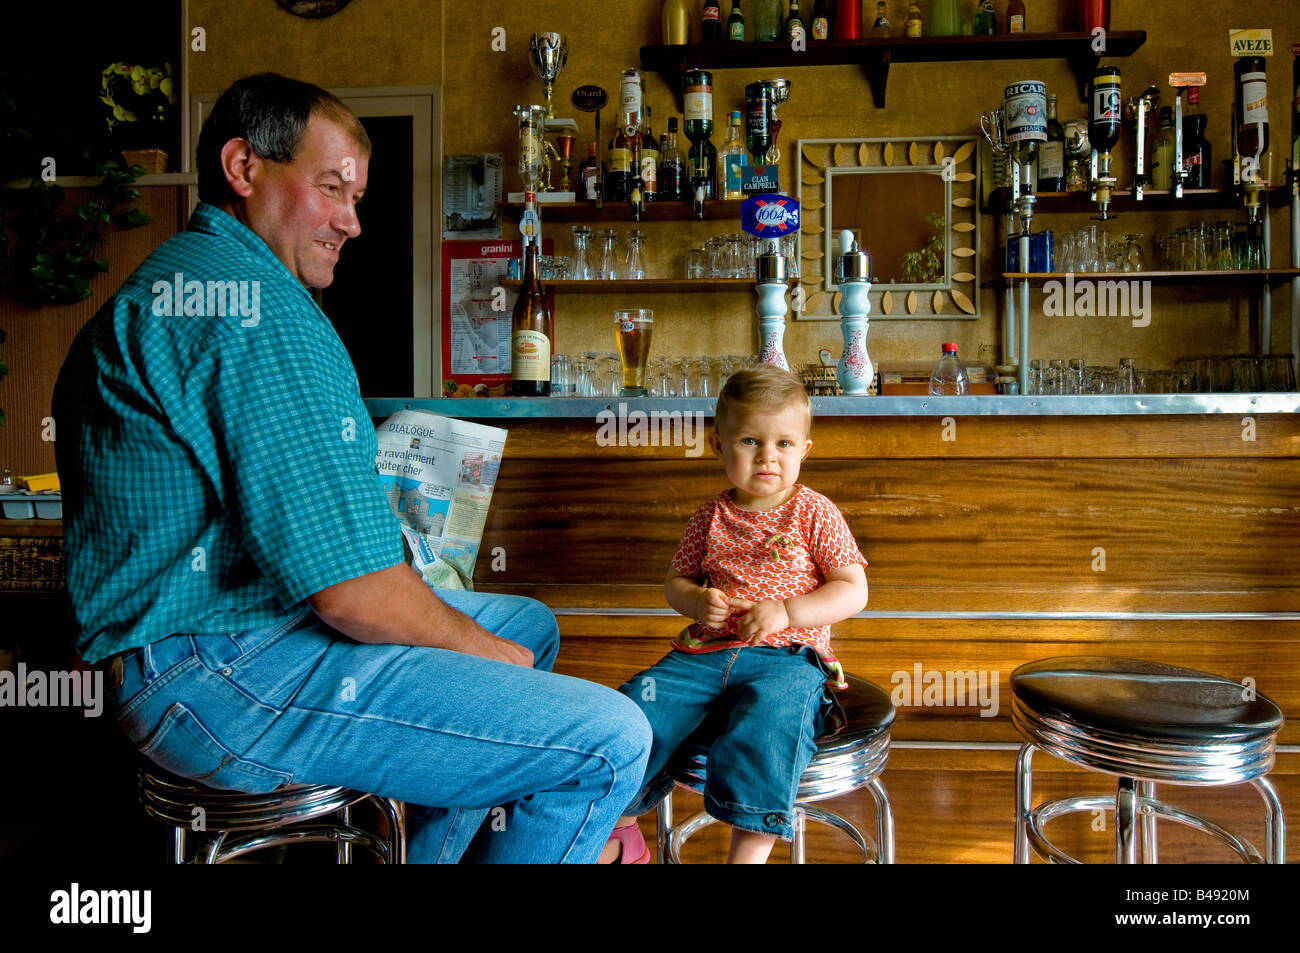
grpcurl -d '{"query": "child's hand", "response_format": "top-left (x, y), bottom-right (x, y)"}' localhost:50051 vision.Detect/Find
top-left (695, 587), bottom-right (743, 628)
top-left (737, 599), bottom-right (790, 644)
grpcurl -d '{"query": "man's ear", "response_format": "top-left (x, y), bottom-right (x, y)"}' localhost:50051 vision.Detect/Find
top-left (219, 137), bottom-right (257, 199)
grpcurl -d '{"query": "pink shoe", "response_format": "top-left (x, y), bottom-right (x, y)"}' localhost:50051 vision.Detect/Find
top-left (606, 822), bottom-right (650, 864)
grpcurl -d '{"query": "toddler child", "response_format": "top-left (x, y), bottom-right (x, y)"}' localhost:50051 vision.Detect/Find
top-left (601, 365), bottom-right (868, 864)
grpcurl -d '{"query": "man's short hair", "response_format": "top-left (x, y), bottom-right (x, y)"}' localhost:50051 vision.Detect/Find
top-left (196, 72), bottom-right (371, 204)
top-left (713, 365), bottom-right (812, 435)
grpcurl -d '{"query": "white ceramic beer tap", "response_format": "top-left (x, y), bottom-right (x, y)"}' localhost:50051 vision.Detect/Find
top-left (834, 229), bottom-right (873, 395)
top-left (755, 237), bottom-right (790, 371)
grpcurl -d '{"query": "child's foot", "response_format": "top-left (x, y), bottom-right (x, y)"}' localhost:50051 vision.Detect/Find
top-left (598, 820), bottom-right (650, 864)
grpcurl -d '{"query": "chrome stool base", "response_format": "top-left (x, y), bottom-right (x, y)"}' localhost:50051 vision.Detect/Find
top-left (139, 764), bottom-right (406, 864)
top-left (657, 777), bottom-right (891, 864)
top-left (1016, 744), bottom-right (1285, 864)
top-left (1012, 657), bottom-right (1286, 865)
top-left (654, 673), bottom-right (895, 864)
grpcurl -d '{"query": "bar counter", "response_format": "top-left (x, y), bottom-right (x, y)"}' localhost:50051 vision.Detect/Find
top-left (364, 394), bottom-right (1299, 861)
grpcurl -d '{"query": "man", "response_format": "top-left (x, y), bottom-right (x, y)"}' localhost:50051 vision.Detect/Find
top-left (52, 73), bottom-right (650, 863)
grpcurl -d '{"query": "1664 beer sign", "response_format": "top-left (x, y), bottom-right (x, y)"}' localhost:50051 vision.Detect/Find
top-left (741, 194), bottom-right (800, 238)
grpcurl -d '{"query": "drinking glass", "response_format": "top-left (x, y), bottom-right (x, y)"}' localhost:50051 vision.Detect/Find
top-left (1262, 355), bottom-right (1297, 392)
top-left (1121, 233), bottom-right (1145, 272)
top-left (625, 230), bottom-right (647, 280)
top-left (1117, 358), bottom-right (1136, 394)
top-left (1046, 359), bottom-right (1065, 395)
top-left (575, 353), bottom-right (597, 396)
top-left (1028, 358), bottom-right (1045, 396)
top-left (1066, 358), bottom-right (1086, 395)
top-left (550, 354), bottom-right (571, 395)
top-left (705, 237), bottom-right (725, 279)
top-left (675, 357), bottom-right (695, 397)
top-left (614, 309), bottom-right (653, 395)
top-left (598, 229), bottom-right (621, 280)
top-left (685, 247), bottom-right (707, 279)
top-left (570, 225), bottom-right (594, 280)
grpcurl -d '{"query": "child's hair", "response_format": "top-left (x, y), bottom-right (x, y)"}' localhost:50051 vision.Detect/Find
top-left (713, 365), bottom-right (812, 435)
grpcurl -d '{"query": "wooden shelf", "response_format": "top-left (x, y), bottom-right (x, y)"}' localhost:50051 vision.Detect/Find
top-left (988, 186), bottom-right (1292, 215)
top-left (502, 199), bottom-right (745, 223)
top-left (999, 268), bottom-right (1300, 286)
top-left (501, 277), bottom-right (787, 294)
top-left (3, 172), bottom-right (196, 189)
top-left (641, 31), bottom-right (1146, 109)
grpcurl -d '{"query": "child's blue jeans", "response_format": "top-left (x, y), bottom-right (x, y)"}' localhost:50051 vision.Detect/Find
top-left (617, 644), bottom-right (831, 840)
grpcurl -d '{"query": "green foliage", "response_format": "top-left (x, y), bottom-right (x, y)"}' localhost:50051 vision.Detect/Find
top-left (6, 158), bottom-right (151, 306)
top-left (101, 62), bottom-right (176, 134)
top-left (901, 212), bottom-right (947, 285)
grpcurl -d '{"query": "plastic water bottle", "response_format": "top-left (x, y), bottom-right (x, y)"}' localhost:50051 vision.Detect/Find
top-left (928, 343), bottom-right (968, 396)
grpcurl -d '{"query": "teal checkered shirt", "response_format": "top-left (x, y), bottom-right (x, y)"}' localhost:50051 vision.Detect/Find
top-left (53, 202), bottom-right (404, 664)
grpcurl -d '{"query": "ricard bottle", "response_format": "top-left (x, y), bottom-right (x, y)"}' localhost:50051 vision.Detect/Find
top-left (658, 117), bottom-right (687, 201)
top-left (511, 240), bottom-right (552, 397)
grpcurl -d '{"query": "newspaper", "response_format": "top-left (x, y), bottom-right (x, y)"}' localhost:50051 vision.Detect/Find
top-left (374, 410), bottom-right (506, 591)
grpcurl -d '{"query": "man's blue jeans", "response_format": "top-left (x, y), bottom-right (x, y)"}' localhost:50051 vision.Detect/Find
top-left (108, 590), bottom-right (652, 863)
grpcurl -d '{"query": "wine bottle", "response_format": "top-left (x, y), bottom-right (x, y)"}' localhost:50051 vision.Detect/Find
top-left (510, 241), bottom-right (552, 397)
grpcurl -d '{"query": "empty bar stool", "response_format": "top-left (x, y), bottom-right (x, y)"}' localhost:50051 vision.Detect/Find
top-left (138, 761), bottom-right (406, 864)
top-left (1012, 656), bottom-right (1285, 864)
top-left (656, 673), bottom-right (895, 864)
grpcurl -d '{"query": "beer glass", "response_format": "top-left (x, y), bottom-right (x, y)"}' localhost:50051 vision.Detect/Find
top-left (614, 309), bottom-right (654, 396)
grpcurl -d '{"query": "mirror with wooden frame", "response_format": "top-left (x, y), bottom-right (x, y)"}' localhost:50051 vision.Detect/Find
top-left (796, 137), bottom-right (981, 320)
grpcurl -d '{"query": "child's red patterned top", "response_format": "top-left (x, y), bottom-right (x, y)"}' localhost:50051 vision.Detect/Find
top-left (669, 485), bottom-right (867, 688)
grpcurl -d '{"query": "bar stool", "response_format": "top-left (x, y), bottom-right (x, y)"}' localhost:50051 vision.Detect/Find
top-left (656, 673), bottom-right (895, 863)
top-left (138, 762), bottom-right (406, 864)
top-left (1012, 656), bottom-right (1285, 864)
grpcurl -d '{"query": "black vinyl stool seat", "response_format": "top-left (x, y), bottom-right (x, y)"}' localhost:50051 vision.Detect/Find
top-left (138, 762), bottom-right (406, 864)
top-left (1012, 656), bottom-right (1285, 864)
top-left (656, 673), bottom-right (895, 863)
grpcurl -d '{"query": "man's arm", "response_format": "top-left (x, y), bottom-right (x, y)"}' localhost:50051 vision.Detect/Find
top-left (309, 563), bottom-right (533, 667)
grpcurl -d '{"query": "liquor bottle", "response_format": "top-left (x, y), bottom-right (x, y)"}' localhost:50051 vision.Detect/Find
top-left (510, 240), bottom-right (552, 397)
top-left (578, 142), bottom-right (599, 202)
top-left (727, 0), bottom-right (745, 41)
top-left (811, 0), bottom-right (829, 40)
top-left (785, 0), bottom-right (806, 42)
top-left (607, 127), bottom-right (631, 202)
top-left (1150, 106), bottom-right (1175, 190)
top-left (683, 69), bottom-right (717, 216)
top-left (1234, 56), bottom-right (1270, 176)
top-left (755, 0), bottom-right (782, 41)
top-left (703, 1), bottom-right (722, 42)
top-left (1007, 0), bottom-right (1026, 33)
top-left (719, 110), bottom-right (749, 199)
top-left (836, 0), bottom-right (862, 39)
top-left (620, 68), bottom-right (645, 216)
top-left (905, 3), bottom-right (922, 38)
top-left (640, 105), bottom-right (659, 202)
top-left (1036, 93), bottom-right (1065, 192)
top-left (663, 0), bottom-right (691, 44)
top-left (658, 117), bottom-right (687, 201)
top-left (973, 0), bottom-right (996, 34)
top-left (870, 2), bottom-right (890, 36)
top-left (1182, 85), bottom-right (1211, 189)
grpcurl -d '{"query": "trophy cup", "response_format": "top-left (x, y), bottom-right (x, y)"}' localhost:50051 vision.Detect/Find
top-left (521, 32), bottom-right (579, 199)
top-left (529, 33), bottom-right (568, 120)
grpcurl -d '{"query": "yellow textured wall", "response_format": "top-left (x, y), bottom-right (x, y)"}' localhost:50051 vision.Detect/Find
top-left (186, 0), bottom-right (1297, 377)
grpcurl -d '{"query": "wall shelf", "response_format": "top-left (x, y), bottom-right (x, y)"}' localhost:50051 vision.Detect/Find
top-left (501, 277), bottom-right (791, 294)
top-left (3, 173), bottom-right (196, 189)
top-left (640, 32), bottom-right (1147, 109)
top-left (999, 269), bottom-right (1300, 287)
top-left (987, 186), bottom-right (1291, 215)
top-left (502, 199), bottom-right (745, 223)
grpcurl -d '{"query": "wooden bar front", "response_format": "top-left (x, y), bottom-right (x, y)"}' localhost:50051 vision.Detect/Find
top-left (468, 409), bottom-right (1300, 863)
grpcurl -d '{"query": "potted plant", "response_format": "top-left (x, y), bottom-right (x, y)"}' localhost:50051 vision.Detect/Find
top-left (100, 62), bottom-right (176, 172)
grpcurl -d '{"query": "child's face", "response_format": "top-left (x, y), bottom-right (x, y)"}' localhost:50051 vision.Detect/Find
top-left (710, 404), bottom-right (812, 510)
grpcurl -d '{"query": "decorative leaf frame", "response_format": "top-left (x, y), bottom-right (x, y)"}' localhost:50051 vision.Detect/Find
top-left (796, 136), bottom-right (981, 321)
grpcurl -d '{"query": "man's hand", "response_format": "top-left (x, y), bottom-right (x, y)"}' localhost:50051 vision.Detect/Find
top-left (736, 599), bottom-right (790, 644)
top-left (475, 634), bottom-right (534, 668)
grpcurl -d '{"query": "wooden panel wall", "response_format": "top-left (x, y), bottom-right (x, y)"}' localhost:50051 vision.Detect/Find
top-left (470, 412), bottom-right (1299, 861)
top-left (0, 187), bottom-right (186, 475)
